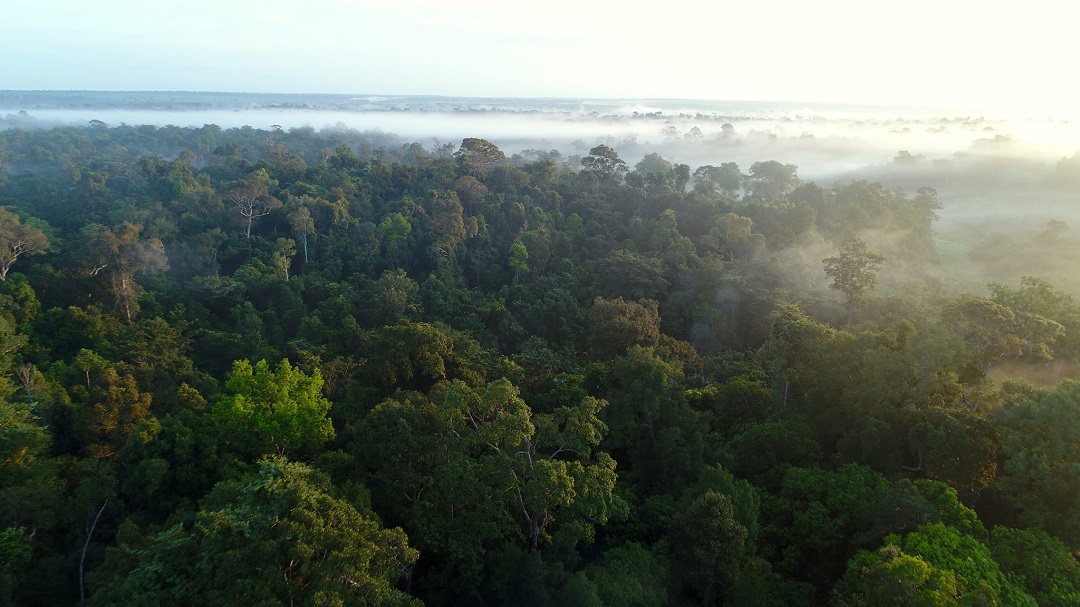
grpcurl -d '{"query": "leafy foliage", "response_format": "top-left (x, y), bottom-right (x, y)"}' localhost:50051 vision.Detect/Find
top-left (211, 359), bottom-right (334, 460)
top-left (0, 121), bottom-right (1074, 605)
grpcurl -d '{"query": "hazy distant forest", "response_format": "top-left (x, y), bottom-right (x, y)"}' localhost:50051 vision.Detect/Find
top-left (2, 118), bottom-right (1080, 606)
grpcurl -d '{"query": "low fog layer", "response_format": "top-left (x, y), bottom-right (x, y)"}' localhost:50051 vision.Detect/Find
top-left (3, 91), bottom-right (1077, 180)
top-left (4, 91), bottom-right (1079, 296)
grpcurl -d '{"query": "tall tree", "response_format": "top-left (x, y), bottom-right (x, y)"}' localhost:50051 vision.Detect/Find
top-left (426, 189), bottom-right (467, 259)
top-left (271, 237), bottom-right (296, 281)
top-left (747, 161), bottom-right (799, 201)
top-left (455, 138), bottom-right (506, 177)
top-left (836, 524), bottom-right (1036, 606)
top-left (668, 491), bottom-right (749, 606)
top-left (944, 296), bottom-right (1063, 372)
top-left (80, 222), bottom-right (167, 323)
top-left (76, 366), bottom-right (153, 460)
top-left (823, 237), bottom-right (885, 324)
top-left (222, 168), bottom-right (281, 238)
top-left (581, 145), bottom-right (629, 181)
top-left (286, 196), bottom-right (316, 263)
top-left (0, 207), bottom-right (48, 281)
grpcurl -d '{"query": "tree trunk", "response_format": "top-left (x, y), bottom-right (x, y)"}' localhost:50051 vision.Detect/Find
top-left (80, 499), bottom-right (108, 602)
top-left (120, 273), bottom-right (132, 323)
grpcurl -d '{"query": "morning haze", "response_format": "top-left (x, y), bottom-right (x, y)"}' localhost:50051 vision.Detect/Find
top-left (5, 89), bottom-right (1075, 294)
top-left (2, 1), bottom-right (1080, 605)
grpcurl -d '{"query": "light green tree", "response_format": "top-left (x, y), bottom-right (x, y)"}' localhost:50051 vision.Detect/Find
top-left (748, 160), bottom-right (799, 201)
top-left (836, 524), bottom-right (1036, 606)
top-left (509, 240), bottom-right (529, 283)
top-left (211, 359), bottom-right (334, 460)
top-left (271, 237), bottom-right (296, 280)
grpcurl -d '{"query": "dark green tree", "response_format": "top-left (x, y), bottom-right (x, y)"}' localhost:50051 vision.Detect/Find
top-left (581, 145), bottom-right (629, 181)
top-left (668, 491), bottom-right (749, 606)
top-left (88, 457), bottom-right (419, 606)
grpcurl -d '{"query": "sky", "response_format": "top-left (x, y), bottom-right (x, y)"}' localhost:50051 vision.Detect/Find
top-left (2, 0), bottom-right (1077, 115)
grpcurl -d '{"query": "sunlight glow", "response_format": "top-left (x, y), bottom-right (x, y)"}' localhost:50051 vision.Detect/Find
top-left (0, 0), bottom-right (1075, 117)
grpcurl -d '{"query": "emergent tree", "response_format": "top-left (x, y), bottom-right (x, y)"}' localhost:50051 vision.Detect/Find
top-left (823, 237), bottom-right (885, 324)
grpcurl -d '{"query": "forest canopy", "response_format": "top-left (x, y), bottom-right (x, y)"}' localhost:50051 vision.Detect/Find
top-left (0, 120), bottom-right (1078, 606)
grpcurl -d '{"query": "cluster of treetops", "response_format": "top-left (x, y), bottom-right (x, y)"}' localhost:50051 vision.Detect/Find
top-left (0, 121), bottom-right (1078, 606)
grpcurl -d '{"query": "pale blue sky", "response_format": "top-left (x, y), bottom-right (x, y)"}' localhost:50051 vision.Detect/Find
top-left (2, 0), bottom-right (1075, 114)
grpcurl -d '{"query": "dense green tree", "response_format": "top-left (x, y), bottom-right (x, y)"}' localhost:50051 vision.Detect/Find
top-left (271, 237), bottom-right (296, 280)
top-left (669, 491), bottom-right (749, 606)
top-left (508, 240), bottom-right (529, 283)
top-left (836, 524), bottom-right (1036, 606)
top-left (430, 199), bottom-right (471, 275)
top-left (989, 275), bottom-right (1080, 358)
top-left (988, 526), bottom-right (1080, 606)
top-left (700, 212), bottom-right (762, 262)
top-left (983, 380), bottom-right (1080, 549)
top-left (587, 297), bottom-right (661, 361)
top-left (694, 162), bottom-right (743, 198)
top-left (743, 199), bottom-right (816, 250)
top-left (286, 196), bottom-right (316, 262)
top-left (356, 379), bottom-right (619, 600)
top-left (88, 457), bottom-right (418, 606)
top-left (583, 542), bottom-right (666, 607)
top-left (74, 366), bottom-right (153, 460)
top-left (363, 321), bottom-right (486, 392)
top-left (731, 415), bottom-right (822, 488)
top-left (378, 212), bottom-right (413, 269)
top-left (367, 268), bottom-right (421, 326)
top-left (581, 145), bottom-right (629, 181)
top-left (606, 346), bottom-right (704, 495)
top-left (593, 249), bottom-right (668, 301)
top-left (210, 359), bottom-right (334, 460)
top-left (944, 295), bottom-right (1064, 372)
top-left (455, 138), bottom-right (506, 177)
top-left (747, 161), bottom-right (799, 201)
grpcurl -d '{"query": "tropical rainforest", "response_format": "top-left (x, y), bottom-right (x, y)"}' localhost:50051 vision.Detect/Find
top-left (0, 120), bottom-right (1078, 606)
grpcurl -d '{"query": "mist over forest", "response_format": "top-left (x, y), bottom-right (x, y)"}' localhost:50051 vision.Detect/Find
top-left (2, 90), bottom-right (1080, 606)
top-left (6, 91), bottom-right (1079, 295)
